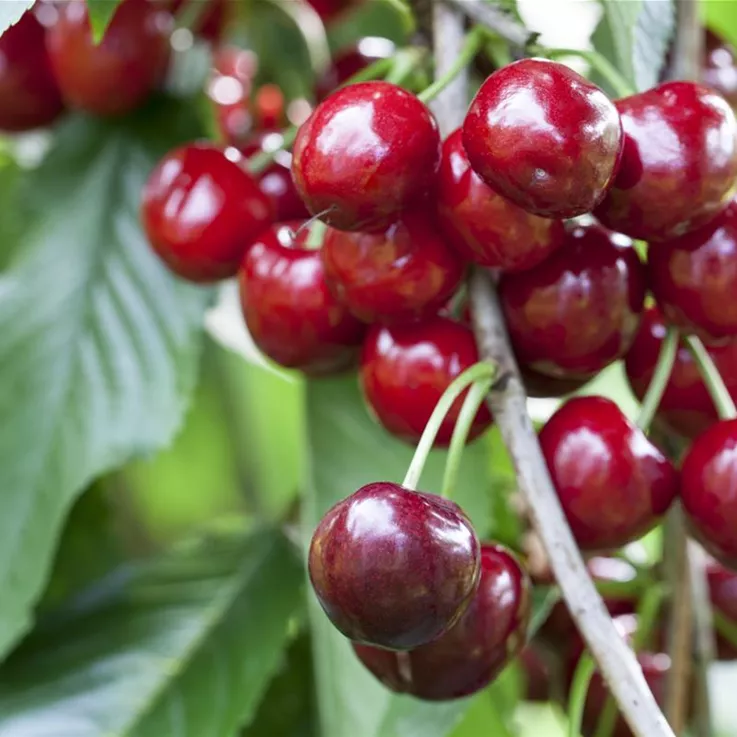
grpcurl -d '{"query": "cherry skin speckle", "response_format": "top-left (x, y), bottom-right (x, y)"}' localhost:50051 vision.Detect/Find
top-left (308, 481), bottom-right (481, 650)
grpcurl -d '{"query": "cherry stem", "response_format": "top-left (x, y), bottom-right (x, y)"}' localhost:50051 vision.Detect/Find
top-left (305, 219), bottom-right (327, 249)
top-left (538, 47), bottom-right (636, 98)
top-left (402, 361), bottom-right (497, 491)
top-left (684, 334), bottom-right (737, 420)
top-left (636, 326), bottom-right (679, 432)
top-left (568, 654), bottom-right (596, 737)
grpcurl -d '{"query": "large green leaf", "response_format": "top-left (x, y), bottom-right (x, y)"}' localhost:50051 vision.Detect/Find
top-left (0, 0), bottom-right (34, 36)
top-left (0, 527), bottom-right (304, 736)
top-left (0, 100), bottom-right (209, 658)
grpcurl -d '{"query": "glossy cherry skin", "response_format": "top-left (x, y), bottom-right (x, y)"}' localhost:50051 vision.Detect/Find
top-left (648, 198), bottom-right (737, 344)
top-left (539, 396), bottom-right (678, 551)
top-left (308, 482), bottom-right (481, 650)
top-left (499, 223), bottom-right (646, 380)
top-left (681, 420), bottom-right (737, 568)
top-left (239, 221), bottom-right (366, 374)
top-left (45, 0), bottom-right (172, 116)
top-left (141, 143), bottom-right (273, 282)
top-left (360, 317), bottom-right (493, 446)
top-left (240, 132), bottom-right (310, 221)
top-left (0, 10), bottom-right (64, 132)
top-left (625, 306), bottom-right (737, 439)
top-left (704, 29), bottom-right (737, 108)
top-left (462, 59), bottom-right (622, 219)
top-left (352, 543), bottom-right (530, 700)
top-left (321, 210), bottom-right (464, 324)
top-left (437, 129), bottom-right (566, 271)
top-left (292, 81), bottom-right (441, 232)
top-left (596, 82), bottom-right (737, 242)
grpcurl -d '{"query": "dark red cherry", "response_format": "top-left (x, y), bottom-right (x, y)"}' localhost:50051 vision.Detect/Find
top-left (681, 419), bottom-right (737, 568)
top-left (252, 84), bottom-right (287, 131)
top-left (0, 10), bottom-right (64, 132)
top-left (321, 210), bottom-right (464, 323)
top-left (359, 317), bottom-right (493, 446)
top-left (625, 305), bottom-right (737, 439)
top-left (520, 645), bottom-right (559, 703)
top-left (308, 481), bottom-right (481, 650)
top-left (648, 198), bottom-right (737, 344)
top-left (499, 223), bottom-right (646, 380)
top-left (238, 221), bottom-right (366, 374)
top-left (596, 81), bottom-right (737, 242)
top-left (539, 396), bottom-right (678, 551)
top-left (706, 557), bottom-right (737, 659)
top-left (462, 58), bottom-right (623, 219)
top-left (352, 543), bottom-right (530, 700)
top-left (141, 143), bottom-right (273, 282)
top-left (292, 81), bottom-right (441, 232)
top-left (168, 0), bottom-right (229, 42)
top-left (703, 29), bottom-right (737, 108)
top-left (437, 128), bottom-right (566, 271)
top-left (240, 132), bottom-right (309, 221)
top-left (45, 0), bottom-right (172, 116)
top-left (520, 366), bottom-right (590, 399)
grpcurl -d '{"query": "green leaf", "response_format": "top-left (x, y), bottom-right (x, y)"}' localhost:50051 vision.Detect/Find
top-left (0, 527), bottom-right (304, 736)
top-left (0, 0), bottom-right (34, 36)
top-left (592, 0), bottom-right (675, 93)
top-left (303, 375), bottom-right (497, 737)
top-left (85, 0), bottom-right (124, 43)
top-left (0, 99), bottom-right (209, 659)
top-left (705, 0), bottom-right (737, 52)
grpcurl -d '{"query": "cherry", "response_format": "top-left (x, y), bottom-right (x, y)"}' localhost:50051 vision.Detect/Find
top-left (462, 59), bottom-right (622, 219)
top-left (596, 81), bottom-right (737, 242)
top-left (141, 143), bottom-right (273, 283)
top-left (238, 221), bottom-right (366, 374)
top-left (539, 396), bottom-right (678, 551)
top-left (437, 128), bottom-right (566, 271)
top-left (703, 29), bottom-right (737, 108)
top-left (308, 482), bottom-right (481, 650)
top-left (520, 645), bottom-right (559, 703)
top-left (45, 0), bottom-right (172, 117)
top-left (240, 132), bottom-right (310, 221)
top-left (168, 0), bottom-right (229, 42)
top-left (499, 222), bottom-right (646, 380)
top-left (252, 83), bottom-right (287, 131)
top-left (0, 10), bottom-right (64, 132)
top-left (321, 209), bottom-right (464, 324)
top-left (681, 419), bottom-right (737, 568)
top-left (359, 317), bottom-right (493, 446)
top-left (520, 366), bottom-right (590, 399)
top-left (292, 81), bottom-right (441, 232)
top-left (648, 198), bottom-right (737, 344)
top-left (625, 305), bottom-right (737, 439)
top-left (352, 543), bottom-right (530, 700)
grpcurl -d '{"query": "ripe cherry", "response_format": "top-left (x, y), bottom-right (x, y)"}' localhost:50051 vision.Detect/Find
top-left (648, 198), bottom-right (737, 344)
top-left (539, 396), bottom-right (678, 551)
top-left (596, 81), bottom-right (737, 242)
top-left (141, 143), bottom-right (273, 283)
top-left (499, 223), bottom-right (646, 380)
top-left (703, 28), bottom-right (737, 108)
top-left (292, 81), bottom-right (441, 232)
top-left (360, 317), bottom-right (493, 446)
top-left (321, 210), bottom-right (464, 324)
top-left (239, 221), bottom-right (366, 374)
top-left (308, 482), bottom-right (481, 650)
top-left (0, 10), bottom-right (64, 132)
top-left (252, 83), bottom-right (286, 131)
top-left (352, 543), bottom-right (530, 700)
top-left (706, 557), bottom-right (737, 659)
top-left (681, 419), bottom-right (737, 568)
top-left (437, 129), bottom-right (566, 271)
top-left (45, 0), bottom-right (172, 117)
top-left (462, 59), bottom-right (622, 219)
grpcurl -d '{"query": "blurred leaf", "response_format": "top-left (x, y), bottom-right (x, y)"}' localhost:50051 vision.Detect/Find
top-left (0, 0), bottom-right (34, 36)
top-left (0, 527), bottom-right (304, 736)
top-left (85, 0), bottom-right (124, 42)
top-left (0, 98), bottom-right (209, 658)
top-left (327, 0), bottom-right (411, 50)
top-left (528, 586), bottom-right (560, 640)
top-left (705, 0), bottom-right (737, 52)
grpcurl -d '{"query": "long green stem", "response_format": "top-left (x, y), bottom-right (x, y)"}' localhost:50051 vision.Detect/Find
top-left (402, 361), bottom-right (496, 490)
top-left (568, 655), bottom-right (597, 737)
top-left (684, 335), bottom-right (737, 420)
top-left (540, 47), bottom-right (636, 98)
top-left (636, 327), bottom-right (679, 432)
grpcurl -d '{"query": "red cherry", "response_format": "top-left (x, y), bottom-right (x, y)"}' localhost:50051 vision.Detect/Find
top-left (520, 645), bottom-right (559, 703)
top-left (238, 221), bottom-right (366, 374)
top-left (207, 46), bottom-right (258, 144)
top-left (141, 143), bottom-right (273, 282)
top-left (499, 223), bottom-right (646, 380)
top-left (352, 543), bottom-right (530, 700)
top-left (292, 81), bottom-right (441, 232)
top-left (0, 10), bottom-right (64, 132)
top-left (703, 29), bottom-right (737, 108)
top-left (462, 59), bottom-right (623, 219)
top-left (648, 198), bottom-right (737, 344)
top-left (436, 129), bottom-right (566, 271)
top-left (45, 0), bottom-right (172, 116)
top-left (625, 305), bottom-right (737, 439)
top-left (682, 419), bottom-right (737, 568)
top-left (321, 210), bottom-right (464, 324)
top-left (253, 83), bottom-right (286, 131)
top-left (596, 81), bottom-right (737, 242)
top-left (539, 396), bottom-right (678, 551)
top-left (520, 366), bottom-right (590, 399)
top-left (359, 317), bottom-right (493, 446)
top-left (308, 481), bottom-right (481, 650)
top-left (167, 0), bottom-right (229, 42)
